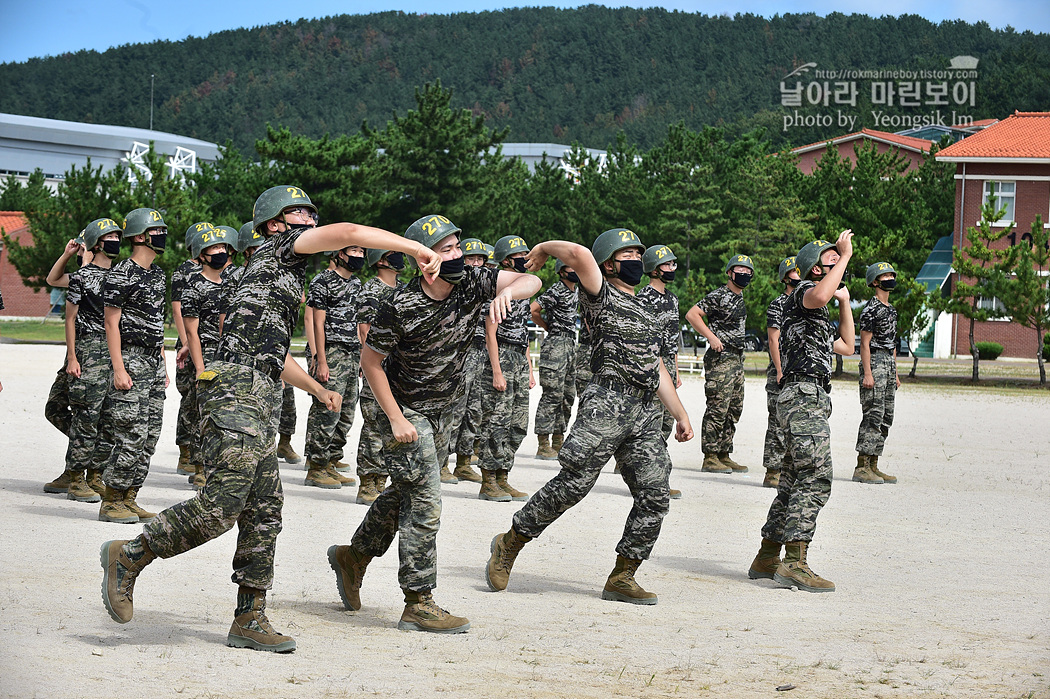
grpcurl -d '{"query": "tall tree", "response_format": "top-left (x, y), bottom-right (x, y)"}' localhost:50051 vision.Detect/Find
top-left (997, 217), bottom-right (1050, 384)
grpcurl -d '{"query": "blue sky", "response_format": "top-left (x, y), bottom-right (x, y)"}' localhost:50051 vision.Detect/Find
top-left (1, 0), bottom-right (1046, 65)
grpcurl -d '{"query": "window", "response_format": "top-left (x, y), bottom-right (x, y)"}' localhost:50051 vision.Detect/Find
top-left (982, 180), bottom-right (1015, 223)
top-left (977, 295), bottom-right (1007, 318)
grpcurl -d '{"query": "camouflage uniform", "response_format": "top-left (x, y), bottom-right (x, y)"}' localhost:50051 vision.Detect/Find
top-left (45, 367), bottom-right (73, 436)
top-left (450, 306), bottom-right (488, 457)
top-left (761, 280), bottom-right (835, 543)
top-left (179, 272), bottom-right (229, 467)
top-left (100, 257), bottom-right (167, 490)
top-left (304, 269), bottom-right (362, 468)
top-left (143, 226), bottom-right (311, 589)
top-left (172, 260), bottom-right (200, 454)
top-left (513, 280), bottom-right (671, 561)
top-left (762, 293), bottom-right (790, 473)
top-left (65, 264), bottom-right (114, 471)
top-left (638, 284), bottom-right (679, 440)
top-left (478, 299), bottom-right (531, 473)
top-left (352, 266), bottom-right (498, 590)
top-left (573, 322), bottom-right (593, 409)
top-left (355, 277), bottom-right (401, 477)
top-left (533, 282), bottom-right (578, 436)
top-left (856, 297), bottom-right (898, 456)
top-left (697, 285), bottom-right (746, 455)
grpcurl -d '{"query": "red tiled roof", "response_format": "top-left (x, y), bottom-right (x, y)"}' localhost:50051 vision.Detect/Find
top-left (0, 211), bottom-right (29, 234)
top-left (938, 112), bottom-right (1050, 160)
top-left (953, 118), bottom-right (998, 129)
top-left (792, 128), bottom-right (933, 155)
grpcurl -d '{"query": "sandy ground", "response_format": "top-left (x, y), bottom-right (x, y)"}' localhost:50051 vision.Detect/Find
top-left (0, 342), bottom-right (1048, 699)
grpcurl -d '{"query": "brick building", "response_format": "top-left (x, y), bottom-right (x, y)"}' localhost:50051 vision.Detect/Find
top-left (0, 211), bottom-right (51, 317)
top-left (791, 128), bottom-right (933, 175)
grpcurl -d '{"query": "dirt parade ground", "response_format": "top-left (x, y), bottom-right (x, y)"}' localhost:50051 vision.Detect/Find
top-left (0, 342), bottom-right (1047, 698)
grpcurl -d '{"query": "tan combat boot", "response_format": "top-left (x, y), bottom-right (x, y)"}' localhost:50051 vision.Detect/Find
top-left (99, 486), bottom-right (139, 524)
top-left (176, 444), bottom-right (194, 475)
top-left (398, 590), bottom-right (470, 633)
top-left (67, 470), bottom-right (102, 503)
top-left (452, 453), bottom-right (482, 483)
top-left (100, 538), bottom-right (156, 623)
top-left (763, 470), bottom-right (780, 488)
top-left (852, 454), bottom-right (884, 484)
top-left (305, 463), bottom-right (341, 489)
top-left (485, 528), bottom-right (531, 591)
top-left (535, 434), bottom-right (558, 460)
top-left (227, 587), bottom-right (296, 652)
top-left (551, 433), bottom-right (564, 454)
top-left (479, 469), bottom-right (511, 502)
top-left (748, 538), bottom-right (783, 580)
top-left (327, 544), bottom-right (372, 611)
top-left (276, 434), bottom-right (302, 464)
top-left (668, 486), bottom-right (682, 500)
top-left (773, 541), bottom-right (835, 593)
top-left (701, 453), bottom-right (731, 473)
top-left (869, 455), bottom-right (897, 484)
top-left (123, 488), bottom-right (157, 520)
top-left (601, 555), bottom-right (658, 605)
top-left (471, 439), bottom-right (480, 464)
top-left (87, 469), bottom-right (105, 496)
top-left (718, 452), bottom-right (749, 473)
top-left (355, 474), bottom-right (378, 505)
top-left (326, 461), bottom-right (356, 486)
top-left (439, 464), bottom-right (459, 484)
top-left (43, 469), bottom-right (74, 494)
top-left (331, 458), bottom-right (353, 472)
top-left (190, 463), bottom-right (206, 490)
top-left (495, 470), bottom-right (528, 501)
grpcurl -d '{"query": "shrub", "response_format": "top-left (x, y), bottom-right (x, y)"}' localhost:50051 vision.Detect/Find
top-left (1043, 333), bottom-right (1050, 361)
top-left (975, 341), bottom-right (1004, 360)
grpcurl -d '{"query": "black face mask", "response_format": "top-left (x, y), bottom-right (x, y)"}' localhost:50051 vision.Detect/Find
top-left (148, 233), bottom-right (167, 252)
top-left (616, 259), bottom-right (644, 286)
top-left (204, 251), bottom-right (228, 270)
top-left (660, 269), bottom-right (676, 283)
top-left (76, 254), bottom-right (84, 267)
top-left (438, 256), bottom-right (465, 285)
top-left (384, 252), bottom-right (405, 270)
top-left (101, 239), bottom-right (121, 259)
top-left (784, 278), bottom-right (798, 289)
top-left (511, 258), bottom-right (528, 273)
top-left (879, 279), bottom-right (897, 291)
top-left (338, 254), bottom-right (365, 273)
top-left (731, 271), bottom-right (753, 288)
top-left (564, 272), bottom-right (580, 284)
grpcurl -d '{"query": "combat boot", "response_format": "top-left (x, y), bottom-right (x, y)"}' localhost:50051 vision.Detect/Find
top-left (43, 469), bottom-right (74, 494)
top-left (123, 488), bottom-right (156, 520)
top-left (852, 454), bottom-right (884, 484)
top-left (276, 434), bottom-right (302, 464)
top-left (495, 470), bottom-right (528, 501)
top-left (331, 458), bottom-right (353, 472)
top-left (191, 463), bottom-right (205, 490)
top-left (100, 538), bottom-right (155, 623)
top-left (601, 555), bottom-right (658, 605)
top-left (439, 464), bottom-right (459, 484)
top-left (87, 469), bottom-right (105, 496)
top-left (471, 439), bottom-right (480, 464)
top-left (326, 461), bottom-right (356, 486)
top-left (305, 463), bottom-right (341, 489)
top-left (535, 434), bottom-right (558, 460)
top-left (869, 455), bottom-right (897, 484)
top-left (701, 453), bottom-right (731, 473)
top-left (747, 538), bottom-right (783, 580)
top-left (773, 541), bottom-right (835, 593)
top-left (355, 474), bottom-right (378, 505)
top-left (668, 486), bottom-right (682, 500)
top-left (452, 454), bottom-right (482, 483)
top-left (398, 589), bottom-right (470, 633)
top-left (552, 433), bottom-right (564, 454)
top-left (227, 587), bottom-right (296, 652)
top-left (485, 527), bottom-right (531, 591)
top-left (327, 544), bottom-right (372, 611)
top-left (176, 444), bottom-right (194, 475)
top-left (763, 470), bottom-right (780, 489)
top-left (67, 470), bottom-right (102, 503)
top-left (99, 486), bottom-right (139, 524)
top-left (718, 452), bottom-right (749, 473)
top-left (479, 469), bottom-right (511, 502)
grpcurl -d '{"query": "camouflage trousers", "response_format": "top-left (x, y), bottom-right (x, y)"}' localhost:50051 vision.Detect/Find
top-left (573, 341), bottom-right (593, 410)
top-left (856, 351), bottom-right (897, 456)
top-left (356, 392), bottom-right (388, 476)
top-left (304, 343), bottom-right (360, 467)
top-left (449, 344), bottom-right (486, 456)
top-left (143, 361), bottom-right (284, 590)
top-left (701, 349), bottom-right (744, 454)
top-left (658, 356), bottom-right (676, 441)
top-left (100, 346), bottom-right (165, 490)
top-left (279, 384), bottom-right (296, 437)
top-left (762, 362), bottom-right (786, 473)
top-left (64, 335), bottom-right (114, 472)
top-left (45, 365), bottom-right (72, 437)
top-left (533, 334), bottom-right (576, 436)
top-left (174, 346), bottom-right (195, 448)
top-left (761, 382), bottom-right (833, 543)
top-left (478, 345), bottom-right (530, 473)
top-left (513, 382), bottom-right (671, 561)
top-left (351, 400), bottom-right (451, 591)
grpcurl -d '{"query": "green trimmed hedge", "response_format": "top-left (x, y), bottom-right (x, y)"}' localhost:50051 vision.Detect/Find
top-left (975, 341), bottom-right (1004, 360)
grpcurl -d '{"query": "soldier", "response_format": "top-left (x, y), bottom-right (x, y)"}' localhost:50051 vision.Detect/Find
top-left (101, 185), bottom-right (440, 652)
top-left (761, 256), bottom-right (801, 490)
top-left (303, 246), bottom-right (365, 489)
top-left (172, 224), bottom-right (208, 477)
top-left (531, 259), bottom-right (578, 461)
top-left (685, 254), bottom-right (753, 475)
top-left (748, 231), bottom-right (855, 593)
top-left (353, 247), bottom-right (404, 504)
top-left (477, 235), bottom-right (536, 502)
top-left (485, 229), bottom-right (695, 605)
top-left (854, 262), bottom-right (900, 485)
top-left (326, 214), bottom-right (540, 634)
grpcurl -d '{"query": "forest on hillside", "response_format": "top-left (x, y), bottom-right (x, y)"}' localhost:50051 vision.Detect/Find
top-left (1, 7), bottom-right (1047, 152)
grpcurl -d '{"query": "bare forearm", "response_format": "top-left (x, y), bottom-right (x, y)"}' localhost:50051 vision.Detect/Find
top-left (172, 302), bottom-right (187, 345)
top-left (280, 352), bottom-right (326, 397)
top-left (64, 305), bottom-right (78, 361)
top-left (361, 349), bottom-right (404, 424)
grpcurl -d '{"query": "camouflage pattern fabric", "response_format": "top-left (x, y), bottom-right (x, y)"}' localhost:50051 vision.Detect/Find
top-left (307, 269), bottom-right (362, 347)
top-left (761, 382), bottom-right (833, 543)
top-left (356, 277), bottom-right (403, 327)
top-left (138, 353), bottom-right (167, 488)
top-left (696, 285), bottom-right (746, 352)
top-left (180, 273), bottom-right (227, 346)
top-left (45, 364), bottom-right (73, 437)
top-left (143, 361), bottom-right (284, 590)
top-left (279, 384), bottom-right (296, 437)
top-left (103, 258), bottom-right (166, 352)
top-left (535, 281), bottom-right (579, 336)
top-left (175, 361), bottom-right (196, 449)
top-left (701, 349), bottom-right (744, 454)
top-left (355, 392), bottom-right (388, 476)
top-left (449, 343), bottom-right (486, 456)
top-left (478, 345), bottom-right (530, 472)
top-left (67, 264), bottom-right (108, 339)
top-left (304, 343), bottom-right (360, 466)
top-left (856, 351), bottom-right (896, 456)
top-left (533, 333), bottom-right (576, 435)
top-left (584, 281), bottom-right (662, 393)
top-left (780, 281), bottom-right (834, 383)
top-left (99, 346), bottom-right (164, 490)
top-left (513, 383), bottom-right (671, 560)
top-left (638, 284), bottom-right (680, 441)
top-left (64, 335), bottom-right (113, 471)
top-left (859, 297), bottom-right (898, 351)
top-left (170, 259), bottom-right (199, 306)
top-left (494, 298), bottom-right (531, 349)
top-left (762, 294), bottom-right (790, 472)
top-left (657, 356), bottom-right (676, 441)
top-left (573, 339), bottom-right (593, 410)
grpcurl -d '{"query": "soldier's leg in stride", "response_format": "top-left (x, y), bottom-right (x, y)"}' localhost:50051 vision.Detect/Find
top-left (276, 384), bottom-right (301, 464)
top-left (174, 356), bottom-right (196, 474)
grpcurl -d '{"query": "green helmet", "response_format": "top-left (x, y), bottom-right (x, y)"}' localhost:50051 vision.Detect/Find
top-left (404, 214), bottom-right (461, 268)
top-left (592, 228), bottom-right (644, 266)
top-left (235, 221), bottom-right (263, 253)
top-left (252, 185), bottom-right (316, 233)
top-left (185, 222), bottom-right (214, 254)
top-left (724, 253), bottom-right (755, 274)
top-left (366, 248), bottom-right (390, 268)
top-left (866, 261), bottom-right (897, 286)
top-left (493, 235), bottom-right (530, 264)
top-left (84, 218), bottom-right (121, 250)
top-left (642, 244), bottom-right (677, 274)
top-left (794, 239), bottom-right (838, 280)
top-left (122, 208), bottom-right (167, 239)
top-left (190, 223), bottom-right (232, 259)
top-left (555, 259), bottom-right (567, 273)
top-left (460, 238), bottom-right (487, 258)
top-left (778, 256), bottom-right (797, 282)
top-left (483, 243), bottom-right (496, 267)
top-left (74, 229), bottom-right (86, 248)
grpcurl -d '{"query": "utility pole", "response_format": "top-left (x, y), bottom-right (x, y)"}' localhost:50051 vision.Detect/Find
top-left (149, 74), bottom-right (155, 130)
